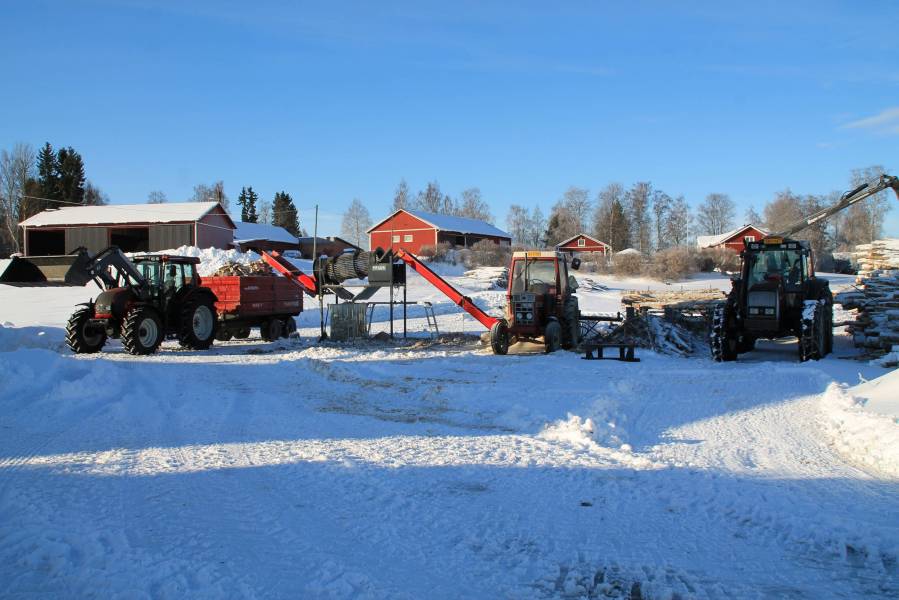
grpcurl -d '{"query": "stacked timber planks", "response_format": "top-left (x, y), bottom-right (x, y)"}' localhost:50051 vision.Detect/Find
top-left (834, 238), bottom-right (899, 366)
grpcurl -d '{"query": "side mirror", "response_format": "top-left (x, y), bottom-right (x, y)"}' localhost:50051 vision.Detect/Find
top-left (570, 257), bottom-right (581, 270)
top-left (568, 275), bottom-right (579, 290)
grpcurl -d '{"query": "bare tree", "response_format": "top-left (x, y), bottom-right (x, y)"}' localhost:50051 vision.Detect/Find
top-left (83, 181), bottom-right (108, 206)
top-left (528, 206), bottom-right (546, 248)
top-left (695, 192), bottom-right (735, 236)
top-left (544, 199), bottom-right (580, 246)
top-left (258, 200), bottom-right (272, 225)
top-left (341, 198), bottom-right (373, 250)
top-left (147, 190), bottom-right (167, 204)
top-left (842, 165), bottom-right (892, 246)
top-left (560, 186), bottom-right (591, 232)
top-left (190, 181), bottom-right (228, 210)
top-left (651, 190), bottom-right (672, 251)
top-left (0, 143), bottom-right (36, 253)
top-left (392, 179), bottom-right (410, 211)
top-left (763, 189), bottom-right (803, 232)
top-left (665, 196), bottom-right (692, 247)
top-left (416, 181), bottom-right (443, 213)
top-left (458, 187), bottom-right (492, 223)
top-left (744, 206), bottom-right (762, 225)
top-left (625, 182), bottom-right (653, 254)
top-left (591, 183), bottom-right (625, 248)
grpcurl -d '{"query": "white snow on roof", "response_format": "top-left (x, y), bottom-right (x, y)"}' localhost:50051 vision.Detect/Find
top-left (233, 221), bottom-right (298, 244)
top-left (368, 209), bottom-right (510, 238)
top-left (615, 248), bottom-right (641, 255)
top-left (696, 224), bottom-right (768, 249)
top-left (19, 202), bottom-right (227, 227)
top-left (555, 233), bottom-right (610, 248)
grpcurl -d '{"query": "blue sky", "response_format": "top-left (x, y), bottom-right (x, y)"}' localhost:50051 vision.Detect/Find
top-left (3, 1), bottom-right (898, 236)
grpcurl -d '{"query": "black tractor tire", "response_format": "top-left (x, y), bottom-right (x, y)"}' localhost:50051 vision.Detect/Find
top-left (799, 300), bottom-right (826, 362)
top-left (561, 297), bottom-right (580, 350)
top-left (544, 319), bottom-right (562, 354)
top-left (178, 295), bottom-right (218, 350)
top-left (260, 318), bottom-right (283, 342)
top-left (66, 306), bottom-right (106, 354)
top-left (215, 328), bottom-right (233, 342)
top-left (121, 306), bottom-right (164, 355)
top-left (710, 302), bottom-right (738, 362)
top-left (824, 303), bottom-right (834, 355)
top-left (281, 317), bottom-right (297, 338)
top-left (489, 320), bottom-right (509, 355)
top-left (233, 327), bottom-right (251, 339)
top-left (737, 335), bottom-right (756, 354)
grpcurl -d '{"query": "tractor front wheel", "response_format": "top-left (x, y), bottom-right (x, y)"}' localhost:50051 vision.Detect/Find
top-left (121, 306), bottom-right (164, 355)
top-left (66, 306), bottom-right (106, 354)
top-left (799, 300), bottom-right (827, 362)
top-left (710, 302), bottom-right (737, 362)
top-left (544, 320), bottom-right (562, 354)
top-left (179, 296), bottom-right (217, 350)
top-left (489, 320), bottom-right (509, 355)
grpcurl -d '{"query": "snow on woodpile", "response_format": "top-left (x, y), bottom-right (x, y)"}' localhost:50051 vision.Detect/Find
top-left (147, 246), bottom-right (262, 276)
top-left (835, 239), bottom-right (899, 365)
top-left (820, 370), bottom-right (899, 478)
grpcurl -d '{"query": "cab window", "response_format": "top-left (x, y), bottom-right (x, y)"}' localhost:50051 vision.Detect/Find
top-left (511, 259), bottom-right (557, 293)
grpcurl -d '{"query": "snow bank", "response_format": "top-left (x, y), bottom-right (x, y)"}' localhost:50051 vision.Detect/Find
top-left (820, 373), bottom-right (899, 477)
top-left (0, 322), bottom-right (65, 352)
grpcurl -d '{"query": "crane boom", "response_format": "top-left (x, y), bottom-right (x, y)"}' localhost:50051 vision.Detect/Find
top-left (772, 174), bottom-right (899, 238)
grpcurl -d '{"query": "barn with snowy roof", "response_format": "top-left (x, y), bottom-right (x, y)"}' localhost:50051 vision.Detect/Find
top-left (18, 201), bottom-right (236, 256)
top-left (366, 209), bottom-right (511, 254)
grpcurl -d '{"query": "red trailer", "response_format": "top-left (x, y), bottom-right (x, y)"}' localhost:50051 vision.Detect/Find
top-left (201, 275), bottom-right (303, 342)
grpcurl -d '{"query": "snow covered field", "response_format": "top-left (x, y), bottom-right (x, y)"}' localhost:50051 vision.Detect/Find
top-left (0, 257), bottom-right (897, 599)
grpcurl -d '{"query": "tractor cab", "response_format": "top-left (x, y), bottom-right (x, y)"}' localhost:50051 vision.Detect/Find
top-left (739, 237), bottom-right (814, 337)
top-left (502, 251), bottom-right (580, 351)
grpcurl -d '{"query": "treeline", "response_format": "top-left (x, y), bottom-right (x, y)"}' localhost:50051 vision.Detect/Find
top-left (390, 179), bottom-right (493, 223)
top-left (0, 142), bottom-right (108, 253)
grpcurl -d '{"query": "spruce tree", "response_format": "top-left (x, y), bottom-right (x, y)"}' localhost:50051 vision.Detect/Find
top-left (55, 146), bottom-right (85, 205)
top-left (246, 187), bottom-right (258, 223)
top-left (237, 187), bottom-right (248, 221)
top-left (272, 191), bottom-right (300, 236)
top-left (36, 142), bottom-right (59, 207)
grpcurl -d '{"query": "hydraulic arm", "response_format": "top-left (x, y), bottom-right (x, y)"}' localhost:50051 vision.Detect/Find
top-left (772, 174), bottom-right (899, 238)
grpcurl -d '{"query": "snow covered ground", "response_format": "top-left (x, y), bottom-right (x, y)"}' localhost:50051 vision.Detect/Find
top-left (0, 254), bottom-right (897, 599)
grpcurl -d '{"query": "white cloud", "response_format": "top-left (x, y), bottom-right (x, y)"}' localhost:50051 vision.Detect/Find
top-left (842, 107), bottom-right (899, 135)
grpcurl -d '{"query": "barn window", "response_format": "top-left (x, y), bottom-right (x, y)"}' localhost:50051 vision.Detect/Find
top-left (404, 234), bottom-right (413, 242)
top-left (392, 235), bottom-right (400, 243)
top-left (578, 238), bottom-right (586, 247)
top-left (110, 227), bottom-right (150, 252)
top-left (744, 235), bottom-right (755, 242)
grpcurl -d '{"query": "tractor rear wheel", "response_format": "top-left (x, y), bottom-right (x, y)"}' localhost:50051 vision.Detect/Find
top-left (561, 297), bottom-right (580, 350)
top-left (489, 320), bottom-right (509, 355)
top-left (544, 320), bottom-right (562, 354)
top-left (710, 302), bottom-right (737, 362)
top-left (178, 296), bottom-right (217, 350)
top-left (799, 300), bottom-right (827, 362)
top-left (121, 306), bottom-right (164, 355)
top-left (260, 319), bottom-right (283, 342)
top-left (66, 306), bottom-right (106, 354)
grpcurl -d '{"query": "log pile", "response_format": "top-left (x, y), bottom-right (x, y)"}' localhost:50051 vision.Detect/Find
top-left (834, 238), bottom-right (899, 365)
top-left (212, 260), bottom-right (275, 277)
top-left (621, 288), bottom-right (726, 311)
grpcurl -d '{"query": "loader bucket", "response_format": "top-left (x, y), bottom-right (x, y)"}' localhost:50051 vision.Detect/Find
top-left (62, 249), bottom-right (96, 286)
top-left (0, 256), bottom-right (47, 284)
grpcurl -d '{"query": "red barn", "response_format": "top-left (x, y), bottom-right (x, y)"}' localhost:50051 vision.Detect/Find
top-left (555, 233), bottom-right (612, 257)
top-left (367, 209), bottom-right (511, 253)
top-left (697, 224), bottom-right (769, 253)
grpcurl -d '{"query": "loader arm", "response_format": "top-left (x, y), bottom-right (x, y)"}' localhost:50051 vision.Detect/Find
top-left (65, 246), bottom-right (147, 290)
top-left (772, 174), bottom-right (899, 239)
top-left (261, 251), bottom-right (319, 296)
top-left (393, 248), bottom-right (499, 330)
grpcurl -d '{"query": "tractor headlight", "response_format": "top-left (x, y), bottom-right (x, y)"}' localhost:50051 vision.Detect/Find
top-left (516, 312), bottom-right (522, 320)
top-left (526, 312), bottom-right (533, 320)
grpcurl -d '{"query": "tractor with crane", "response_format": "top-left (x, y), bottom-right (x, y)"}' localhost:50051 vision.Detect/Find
top-left (711, 174), bottom-right (899, 362)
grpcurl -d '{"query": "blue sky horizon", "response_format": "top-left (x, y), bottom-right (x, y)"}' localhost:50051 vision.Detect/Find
top-left (3, 1), bottom-right (898, 237)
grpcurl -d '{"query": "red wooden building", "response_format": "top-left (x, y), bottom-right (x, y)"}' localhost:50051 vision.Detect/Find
top-left (696, 224), bottom-right (769, 252)
top-left (367, 209), bottom-right (511, 253)
top-left (555, 233), bottom-right (612, 257)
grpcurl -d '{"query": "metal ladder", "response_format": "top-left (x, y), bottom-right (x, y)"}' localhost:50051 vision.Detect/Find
top-left (422, 302), bottom-right (439, 339)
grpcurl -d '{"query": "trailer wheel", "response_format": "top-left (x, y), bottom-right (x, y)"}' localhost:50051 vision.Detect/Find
top-left (66, 306), bottom-right (106, 354)
top-left (178, 296), bottom-right (217, 350)
top-left (215, 329), bottom-right (233, 342)
top-left (281, 317), bottom-right (297, 338)
top-left (489, 320), bottom-right (509, 355)
top-left (260, 319), bottom-right (282, 342)
top-left (121, 306), bottom-right (164, 355)
top-left (233, 327), bottom-right (251, 339)
top-left (544, 320), bottom-right (562, 354)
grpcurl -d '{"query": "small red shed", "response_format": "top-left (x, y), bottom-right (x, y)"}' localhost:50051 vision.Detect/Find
top-left (555, 233), bottom-right (612, 257)
top-left (367, 209), bottom-right (511, 253)
top-left (696, 224), bottom-right (769, 253)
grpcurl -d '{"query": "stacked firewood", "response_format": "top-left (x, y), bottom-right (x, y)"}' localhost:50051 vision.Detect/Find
top-left (212, 260), bottom-right (275, 277)
top-left (834, 239), bottom-right (899, 364)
